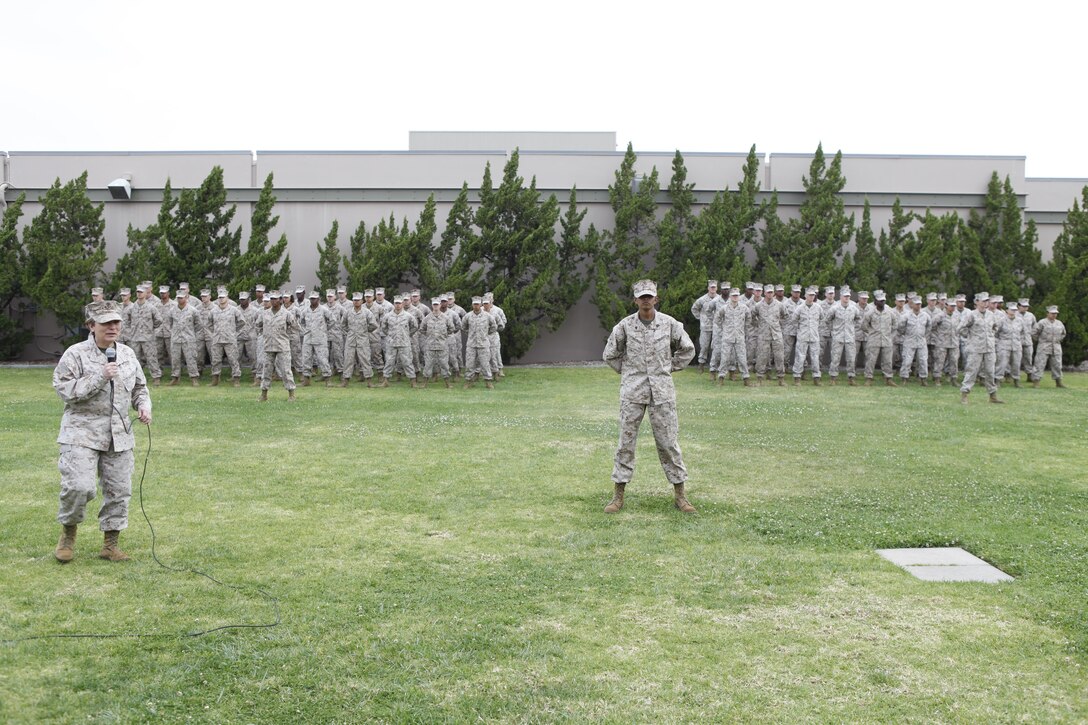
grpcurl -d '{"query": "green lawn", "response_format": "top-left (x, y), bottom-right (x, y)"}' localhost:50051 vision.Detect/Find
top-left (1, 367), bottom-right (1086, 722)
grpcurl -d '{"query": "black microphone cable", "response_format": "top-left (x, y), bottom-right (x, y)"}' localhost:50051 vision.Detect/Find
top-left (2, 381), bottom-right (281, 643)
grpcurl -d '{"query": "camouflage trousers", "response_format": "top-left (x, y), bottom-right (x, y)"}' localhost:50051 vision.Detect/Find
top-left (342, 341), bottom-right (374, 380)
top-left (960, 351), bottom-right (997, 395)
top-left (57, 443), bottom-right (134, 531)
top-left (328, 334), bottom-right (344, 373)
top-left (854, 340), bottom-right (868, 375)
top-left (1021, 342), bottom-right (1035, 377)
top-left (709, 333), bottom-right (723, 373)
top-left (170, 339), bottom-right (201, 379)
top-left (302, 340), bottom-right (332, 378)
top-left (384, 345), bottom-right (416, 379)
top-left (611, 398), bottom-right (687, 486)
top-left (698, 327), bottom-right (715, 365)
top-left (900, 343), bottom-right (928, 380)
top-left (210, 341), bottom-right (241, 378)
top-left (370, 332), bottom-right (384, 369)
top-left (996, 343), bottom-right (1022, 379)
top-left (489, 334), bottom-right (503, 374)
top-left (783, 334), bottom-right (797, 373)
top-left (254, 335), bottom-right (266, 379)
top-left (291, 335), bottom-right (303, 373)
top-left (463, 346), bottom-right (492, 382)
top-left (719, 339), bottom-right (749, 379)
top-left (261, 350), bottom-right (296, 391)
top-left (411, 335), bottom-right (422, 371)
top-left (155, 336), bottom-right (170, 370)
top-left (828, 339), bottom-right (857, 378)
top-left (865, 343), bottom-right (894, 379)
top-left (447, 334), bottom-right (462, 373)
top-left (933, 345), bottom-right (959, 378)
top-left (130, 340), bottom-right (161, 380)
top-left (793, 339), bottom-right (821, 378)
top-left (423, 347), bottom-right (451, 379)
top-left (820, 335), bottom-right (832, 371)
top-left (756, 337), bottom-right (785, 377)
top-left (1032, 345), bottom-right (1063, 382)
top-left (197, 338), bottom-right (213, 369)
top-left (237, 338), bottom-right (258, 367)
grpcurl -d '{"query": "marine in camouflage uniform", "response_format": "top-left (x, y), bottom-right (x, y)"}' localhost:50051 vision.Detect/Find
top-left (825, 288), bottom-right (860, 385)
top-left (442, 293), bottom-right (466, 379)
top-left (324, 290), bottom-right (346, 376)
top-left (716, 289), bottom-right (751, 384)
top-left (381, 296), bottom-right (420, 385)
top-left (931, 302), bottom-right (960, 386)
top-left (209, 292), bottom-right (245, 385)
top-left (363, 290), bottom-right (385, 370)
top-left (341, 293), bottom-right (379, 386)
top-left (52, 300), bottom-right (152, 563)
top-left (283, 291), bottom-right (305, 375)
top-left (781, 284), bottom-right (803, 374)
top-left (862, 291), bottom-right (898, 385)
top-left (853, 291), bottom-right (869, 377)
top-left (958, 293), bottom-right (1002, 404)
top-left (237, 292), bottom-right (260, 381)
top-left (1031, 306), bottom-right (1066, 387)
top-left (791, 288), bottom-right (823, 384)
top-left (1017, 300), bottom-right (1037, 379)
top-left (753, 284), bottom-right (789, 385)
top-left (299, 292), bottom-right (335, 384)
top-left (818, 286), bottom-right (836, 371)
top-left (483, 294), bottom-right (506, 379)
top-left (690, 280), bottom-right (721, 371)
top-left (602, 279), bottom-right (696, 514)
top-left (994, 307), bottom-right (1024, 384)
top-left (154, 285), bottom-right (175, 370)
top-left (168, 292), bottom-right (202, 384)
top-left (194, 290), bottom-right (215, 371)
top-left (419, 298), bottom-right (458, 387)
top-left (126, 286), bottom-right (162, 383)
top-left (461, 297), bottom-right (496, 388)
top-left (257, 291), bottom-right (300, 400)
top-left (897, 297), bottom-right (931, 384)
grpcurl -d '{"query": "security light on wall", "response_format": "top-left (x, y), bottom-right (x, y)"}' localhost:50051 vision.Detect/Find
top-left (108, 175), bottom-right (133, 200)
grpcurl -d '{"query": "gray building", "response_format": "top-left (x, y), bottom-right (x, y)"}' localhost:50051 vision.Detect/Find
top-left (2, 133), bottom-right (1084, 362)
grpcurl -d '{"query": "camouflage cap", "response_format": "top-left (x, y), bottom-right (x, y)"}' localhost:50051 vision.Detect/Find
top-left (707, 280), bottom-right (718, 289)
top-left (873, 290), bottom-right (886, 301)
top-left (337, 287), bottom-right (346, 294)
top-left (365, 289), bottom-right (374, 297)
top-left (200, 288), bottom-right (211, 297)
top-left (91, 287), bottom-right (104, 296)
top-left (1047, 305), bottom-right (1059, 314)
top-left (295, 285), bottom-right (305, 293)
top-left (352, 292), bottom-right (363, 300)
top-left (1018, 299), bottom-right (1030, 307)
top-left (86, 300), bottom-right (123, 324)
top-left (268, 290), bottom-right (282, 299)
top-left (775, 284), bottom-right (785, 291)
top-left (729, 288), bottom-right (740, 297)
top-left (119, 287), bottom-right (131, 295)
top-left (255, 284), bottom-right (266, 292)
top-left (217, 289), bottom-right (227, 298)
top-left (375, 287), bottom-right (385, 295)
top-left (325, 289), bottom-right (335, 297)
top-left (825, 285), bottom-right (836, 293)
top-left (858, 291), bottom-right (869, 298)
top-left (239, 291), bottom-right (250, 300)
top-left (763, 284), bottom-right (775, 293)
top-left (791, 284), bottom-right (802, 292)
top-left (309, 291), bottom-right (319, 299)
top-left (431, 297), bottom-right (440, 306)
top-left (632, 279), bottom-right (657, 298)
top-left (159, 285), bottom-right (170, 294)
top-left (975, 292), bottom-right (990, 302)
top-left (895, 293), bottom-right (906, 301)
top-left (471, 296), bottom-right (483, 305)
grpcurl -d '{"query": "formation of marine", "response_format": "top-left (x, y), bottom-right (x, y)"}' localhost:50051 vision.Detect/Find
top-left (690, 280), bottom-right (1067, 404)
top-left (92, 281), bottom-right (509, 401)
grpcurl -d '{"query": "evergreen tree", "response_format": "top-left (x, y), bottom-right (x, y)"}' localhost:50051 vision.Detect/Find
top-left (549, 187), bottom-right (599, 330)
top-left (789, 144), bottom-right (855, 287)
top-left (898, 211), bottom-right (961, 292)
top-left (342, 220), bottom-right (368, 293)
top-left (752, 190), bottom-right (792, 284)
top-left (592, 143), bottom-right (659, 331)
top-left (166, 166), bottom-right (241, 288)
top-left (957, 213), bottom-right (991, 299)
top-left (409, 194), bottom-right (439, 291)
top-left (232, 172), bottom-right (291, 295)
top-left (878, 198), bottom-right (917, 291)
top-left (654, 150), bottom-right (696, 283)
top-left (315, 220), bottom-right (342, 292)
top-left (21, 172), bottom-right (108, 344)
top-left (467, 149), bottom-right (563, 360)
top-left (0, 193), bottom-right (31, 359)
top-left (433, 182), bottom-right (481, 293)
top-left (851, 199), bottom-right (880, 291)
top-left (1048, 186), bottom-right (1088, 361)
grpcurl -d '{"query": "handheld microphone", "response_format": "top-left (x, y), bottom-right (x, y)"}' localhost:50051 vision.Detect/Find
top-left (105, 347), bottom-right (116, 394)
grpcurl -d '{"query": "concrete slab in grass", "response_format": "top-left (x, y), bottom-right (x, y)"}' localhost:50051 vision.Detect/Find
top-left (877, 547), bottom-right (1014, 583)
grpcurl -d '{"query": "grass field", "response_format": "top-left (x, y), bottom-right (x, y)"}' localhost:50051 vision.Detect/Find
top-left (1, 366), bottom-right (1086, 722)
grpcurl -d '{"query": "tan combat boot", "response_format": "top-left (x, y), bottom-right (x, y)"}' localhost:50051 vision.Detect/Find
top-left (829, 377), bottom-right (837, 386)
top-left (728, 370), bottom-right (736, 381)
top-left (1056, 379), bottom-right (1066, 388)
top-left (604, 483), bottom-right (626, 513)
top-left (848, 377), bottom-right (856, 387)
top-left (212, 374), bottom-right (220, 386)
top-left (191, 378), bottom-right (199, 387)
top-left (288, 389), bottom-right (296, 402)
top-left (813, 377), bottom-right (821, 386)
top-left (232, 376), bottom-right (240, 388)
top-left (380, 377), bottom-right (390, 388)
top-left (99, 530), bottom-right (130, 562)
top-left (743, 377), bottom-right (752, 387)
top-left (485, 380), bottom-right (494, 389)
top-left (169, 377), bottom-right (179, 386)
top-left (865, 378), bottom-right (873, 387)
top-left (340, 378), bottom-right (349, 388)
top-left (989, 392), bottom-right (1005, 404)
top-left (323, 376), bottom-right (333, 388)
top-left (1032, 380), bottom-right (1039, 388)
top-left (1012, 378), bottom-right (1020, 388)
top-left (410, 377), bottom-right (419, 389)
top-left (920, 378), bottom-right (928, 387)
top-left (960, 391), bottom-right (969, 405)
top-left (716, 376), bottom-right (724, 387)
top-left (259, 389), bottom-right (268, 402)
top-left (778, 376), bottom-right (785, 387)
top-left (366, 378), bottom-right (374, 388)
top-left (934, 375), bottom-right (942, 387)
top-left (419, 379), bottom-right (427, 389)
top-left (793, 377), bottom-right (801, 387)
top-left (885, 377), bottom-right (897, 387)
top-left (54, 524), bottom-right (77, 563)
top-left (673, 484), bottom-right (696, 513)
top-left (152, 377), bottom-right (161, 387)
top-left (252, 376), bottom-right (260, 387)
top-left (302, 376), bottom-right (312, 387)
top-left (445, 378), bottom-right (451, 389)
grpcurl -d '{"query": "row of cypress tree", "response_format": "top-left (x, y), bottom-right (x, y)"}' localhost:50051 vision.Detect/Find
top-left (0, 144), bottom-right (1084, 361)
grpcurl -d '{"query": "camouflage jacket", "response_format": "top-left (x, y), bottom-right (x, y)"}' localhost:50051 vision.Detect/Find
top-left (1018, 311), bottom-right (1037, 345)
top-left (258, 307), bottom-right (301, 353)
top-left (826, 301), bottom-right (861, 343)
top-left (125, 300), bottom-right (161, 343)
top-left (461, 309), bottom-right (496, 348)
top-left (603, 311), bottom-right (695, 405)
top-left (169, 303), bottom-right (201, 343)
top-left (343, 306), bottom-right (379, 346)
top-left (862, 305), bottom-right (898, 347)
top-left (382, 310), bottom-right (418, 347)
top-left (897, 310), bottom-right (931, 346)
top-left (753, 298), bottom-right (789, 342)
top-left (238, 304), bottom-right (260, 341)
top-left (691, 293), bottom-right (722, 329)
top-left (792, 302), bottom-right (823, 343)
top-left (995, 314), bottom-right (1024, 350)
top-left (300, 305), bottom-right (336, 345)
top-left (324, 304), bottom-right (346, 340)
top-left (209, 303), bottom-right (245, 344)
top-left (1034, 318), bottom-right (1066, 351)
top-left (931, 311), bottom-right (958, 348)
top-left (420, 310), bottom-right (458, 350)
top-left (958, 309), bottom-right (997, 354)
top-left (53, 339), bottom-right (150, 452)
top-left (715, 301), bottom-right (751, 344)
top-left (155, 300), bottom-right (176, 338)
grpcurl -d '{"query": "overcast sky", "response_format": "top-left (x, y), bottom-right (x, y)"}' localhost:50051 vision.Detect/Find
top-left (5, 0), bottom-right (1085, 178)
